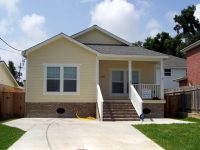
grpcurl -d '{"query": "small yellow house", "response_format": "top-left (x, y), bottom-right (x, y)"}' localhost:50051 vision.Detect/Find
top-left (22, 25), bottom-right (168, 121)
top-left (0, 61), bottom-right (22, 92)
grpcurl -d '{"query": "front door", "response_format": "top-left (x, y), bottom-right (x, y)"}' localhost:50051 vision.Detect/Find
top-left (111, 70), bottom-right (140, 95)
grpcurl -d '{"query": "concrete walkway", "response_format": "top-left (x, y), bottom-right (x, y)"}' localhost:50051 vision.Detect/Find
top-left (4, 118), bottom-right (189, 150)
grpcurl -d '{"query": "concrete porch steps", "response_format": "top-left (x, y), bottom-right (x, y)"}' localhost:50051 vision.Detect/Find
top-left (103, 101), bottom-right (139, 121)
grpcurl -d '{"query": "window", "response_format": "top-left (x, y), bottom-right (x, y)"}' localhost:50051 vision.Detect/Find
top-left (45, 65), bottom-right (79, 94)
top-left (132, 71), bottom-right (139, 84)
top-left (64, 67), bottom-right (77, 92)
top-left (47, 67), bottom-right (60, 92)
top-left (112, 71), bottom-right (124, 93)
top-left (164, 69), bottom-right (171, 76)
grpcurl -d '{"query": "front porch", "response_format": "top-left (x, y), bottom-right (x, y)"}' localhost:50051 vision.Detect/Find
top-left (98, 60), bottom-right (164, 100)
top-left (96, 59), bottom-right (165, 121)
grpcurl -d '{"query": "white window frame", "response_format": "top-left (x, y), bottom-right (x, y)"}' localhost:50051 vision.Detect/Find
top-left (44, 64), bottom-right (80, 95)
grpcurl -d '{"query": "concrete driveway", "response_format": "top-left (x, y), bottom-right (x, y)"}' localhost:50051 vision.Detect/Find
top-left (4, 118), bottom-right (165, 150)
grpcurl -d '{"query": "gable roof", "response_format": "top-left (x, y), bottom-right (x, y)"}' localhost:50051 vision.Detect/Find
top-left (0, 61), bottom-right (20, 87)
top-left (22, 33), bottom-right (101, 57)
top-left (71, 25), bottom-right (131, 46)
top-left (86, 44), bottom-right (168, 58)
top-left (22, 32), bottom-right (167, 59)
top-left (163, 55), bottom-right (186, 68)
top-left (181, 40), bottom-right (200, 53)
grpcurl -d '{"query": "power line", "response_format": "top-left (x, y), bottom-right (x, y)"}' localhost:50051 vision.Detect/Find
top-left (0, 47), bottom-right (21, 55)
top-left (0, 37), bottom-right (23, 51)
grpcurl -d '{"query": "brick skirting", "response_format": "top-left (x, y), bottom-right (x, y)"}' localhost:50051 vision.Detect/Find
top-left (26, 102), bottom-right (96, 118)
top-left (143, 103), bottom-right (164, 118)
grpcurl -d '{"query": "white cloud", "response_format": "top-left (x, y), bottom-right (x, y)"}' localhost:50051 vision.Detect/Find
top-left (81, 0), bottom-right (97, 3)
top-left (0, 19), bottom-right (10, 34)
top-left (20, 14), bottom-right (47, 47)
top-left (146, 19), bottom-right (162, 37)
top-left (0, 0), bottom-right (19, 16)
top-left (166, 11), bottom-right (179, 24)
top-left (194, 4), bottom-right (200, 21)
top-left (90, 0), bottom-right (143, 42)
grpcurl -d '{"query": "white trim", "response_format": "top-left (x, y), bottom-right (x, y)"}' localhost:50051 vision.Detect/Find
top-left (181, 40), bottom-right (200, 53)
top-left (22, 33), bottom-right (100, 57)
top-left (128, 60), bottom-right (132, 99)
top-left (96, 57), bottom-right (99, 99)
top-left (25, 59), bottom-right (28, 102)
top-left (43, 64), bottom-right (80, 95)
top-left (160, 60), bottom-right (164, 99)
top-left (98, 55), bottom-right (168, 60)
top-left (71, 25), bottom-right (132, 46)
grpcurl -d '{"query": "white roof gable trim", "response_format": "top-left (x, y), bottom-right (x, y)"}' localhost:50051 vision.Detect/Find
top-left (181, 40), bottom-right (200, 53)
top-left (22, 33), bottom-right (101, 57)
top-left (71, 25), bottom-right (132, 46)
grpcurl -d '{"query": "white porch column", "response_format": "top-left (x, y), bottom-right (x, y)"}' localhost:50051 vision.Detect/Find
top-left (128, 60), bottom-right (132, 99)
top-left (96, 57), bottom-right (99, 85)
top-left (160, 59), bottom-right (164, 99)
top-left (96, 57), bottom-right (99, 99)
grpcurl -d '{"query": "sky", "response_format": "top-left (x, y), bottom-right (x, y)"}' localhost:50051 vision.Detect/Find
top-left (0, 0), bottom-right (199, 80)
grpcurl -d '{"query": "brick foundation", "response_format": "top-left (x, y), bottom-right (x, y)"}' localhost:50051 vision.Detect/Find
top-left (143, 103), bottom-right (164, 118)
top-left (26, 102), bottom-right (96, 118)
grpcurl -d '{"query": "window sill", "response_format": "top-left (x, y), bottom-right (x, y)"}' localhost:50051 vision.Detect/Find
top-left (43, 92), bottom-right (80, 96)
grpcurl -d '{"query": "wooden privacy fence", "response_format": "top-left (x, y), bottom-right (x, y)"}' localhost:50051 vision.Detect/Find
top-left (0, 92), bottom-right (25, 120)
top-left (165, 86), bottom-right (200, 118)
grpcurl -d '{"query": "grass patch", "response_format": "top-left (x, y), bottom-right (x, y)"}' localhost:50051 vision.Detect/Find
top-left (133, 118), bottom-right (200, 150)
top-left (0, 120), bottom-right (25, 150)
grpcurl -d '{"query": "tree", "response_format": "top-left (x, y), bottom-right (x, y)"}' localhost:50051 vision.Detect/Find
top-left (142, 32), bottom-right (183, 56)
top-left (8, 61), bottom-right (17, 79)
top-left (8, 61), bottom-right (23, 86)
top-left (174, 5), bottom-right (200, 35)
top-left (174, 5), bottom-right (200, 46)
top-left (132, 41), bottom-right (143, 47)
top-left (133, 5), bottom-right (200, 58)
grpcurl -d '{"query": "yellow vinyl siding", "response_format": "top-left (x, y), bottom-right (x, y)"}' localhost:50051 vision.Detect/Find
top-left (0, 64), bottom-right (17, 87)
top-left (26, 37), bottom-right (97, 103)
top-left (99, 60), bottom-right (156, 100)
top-left (74, 29), bottom-right (124, 45)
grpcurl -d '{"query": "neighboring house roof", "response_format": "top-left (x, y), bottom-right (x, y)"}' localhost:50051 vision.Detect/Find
top-left (71, 25), bottom-right (132, 46)
top-left (173, 76), bottom-right (187, 82)
top-left (86, 44), bottom-right (168, 58)
top-left (163, 55), bottom-right (186, 68)
top-left (0, 61), bottom-right (20, 88)
top-left (22, 33), bottom-right (101, 57)
top-left (181, 40), bottom-right (200, 53)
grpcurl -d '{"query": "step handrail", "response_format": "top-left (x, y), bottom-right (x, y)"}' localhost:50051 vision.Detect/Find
top-left (130, 84), bottom-right (143, 117)
top-left (97, 84), bottom-right (104, 121)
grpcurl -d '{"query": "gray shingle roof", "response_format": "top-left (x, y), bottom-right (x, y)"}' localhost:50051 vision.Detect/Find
top-left (164, 55), bottom-right (186, 68)
top-left (86, 44), bottom-right (168, 57)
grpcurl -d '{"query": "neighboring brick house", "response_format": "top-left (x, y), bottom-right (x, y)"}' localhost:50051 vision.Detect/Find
top-left (182, 40), bottom-right (200, 86)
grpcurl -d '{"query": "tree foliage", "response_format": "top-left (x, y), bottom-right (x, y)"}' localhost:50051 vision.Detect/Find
top-left (135, 5), bottom-right (200, 58)
top-left (8, 61), bottom-right (23, 86)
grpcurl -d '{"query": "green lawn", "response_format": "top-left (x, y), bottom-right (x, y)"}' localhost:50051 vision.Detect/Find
top-left (0, 120), bottom-right (25, 150)
top-left (133, 118), bottom-right (200, 150)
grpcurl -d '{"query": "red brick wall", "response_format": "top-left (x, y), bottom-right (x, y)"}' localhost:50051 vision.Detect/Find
top-left (186, 45), bottom-right (200, 85)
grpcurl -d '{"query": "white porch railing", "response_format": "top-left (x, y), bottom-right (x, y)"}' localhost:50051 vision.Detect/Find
top-left (130, 84), bottom-right (143, 117)
top-left (97, 84), bottom-right (104, 121)
top-left (133, 84), bottom-right (161, 99)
